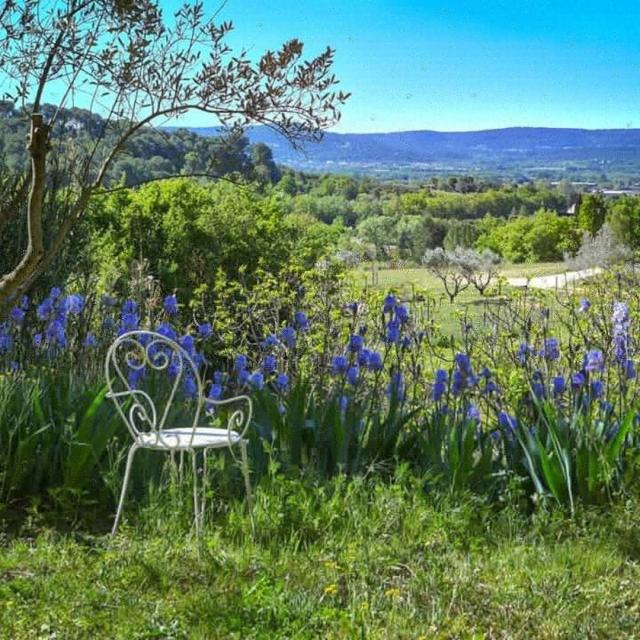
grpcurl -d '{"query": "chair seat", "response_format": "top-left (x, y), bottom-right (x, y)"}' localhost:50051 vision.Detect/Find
top-left (136, 427), bottom-right (242, 450)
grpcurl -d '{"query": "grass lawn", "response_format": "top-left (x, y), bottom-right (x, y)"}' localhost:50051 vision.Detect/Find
top-left (350, 262), bottom-right (569, 339)
top-left (2, 477), bottom-right (640, 639)
top-left (354, 262), bottom-right (567, 293)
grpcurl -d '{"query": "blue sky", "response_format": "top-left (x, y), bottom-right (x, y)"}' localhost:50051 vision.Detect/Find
top-left (165, 0), bottom-right (640, 133)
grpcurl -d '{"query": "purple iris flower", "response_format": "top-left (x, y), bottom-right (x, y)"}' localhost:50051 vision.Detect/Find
top-left (395, 304), bottom-right (409, 323)
top-left (163, 294), bottom-right (179, 316)
top-left (358, 348), bottom-right (371, 368)
top-left (331, 355), bottom-right (348, 375)
top-left (179, 335), bottom-right (195, 356)
top-left (156, 322), bottom-right (177, 341)
top-left (348, 334), bottom-right (364, 353)
top-left (122, 299), bottom-right (137, 315)
top-left (552, 376), bottom-right (566, 396)
top-left (294, 311), bottom-right (309, 332)
top-left (584, 350), bottom-right (604, 373)
top-left (262, 355), bottom-right (277, 375)
top-left (234, 355), bottom-right (248, 371)
top-left (262, 333), bottom-right (279, 348)
top-left (571, 372), bottom-right (586, 389)
top-left (435, 369), bottom-right (448, 384)
top-left (280, 326), bottom-right (296, 348)
top-left (625, 359), bottom-right (637, 380)
top-left (531, 382), bottom-right (545, 399)
top-left (249, 372), bottom-right (265, 390)
top-left (432, 381), bottom-right (446, 402)
top-left (383, 294), bottom-right (397, 313)
top-left (591, 380), bottom-right (604, 399)
top-left (368, 351), bottom-right (383, 372)
top-left (542, 338), bottom-right (560, 361)
top-left (36, 298), bottom-right (54, 321)
top-left (276, 373), bottom-right (289, 391)
top-left (183, 375), bottom-right (198, 398)
top-left (9, 307), bottom-right (25, 324)
top-left (386, 320), bottom-right (400, 344)
top-left (63, 293), bottom-right (84, 315)
top-left (498, 411), bottom-right (517, 434)
top-left (207, 383), bottom-right (223, 406)
top-left (466, 405), bottom-right (480, 424)
top-left (197, 323), bottom-right (212, 339)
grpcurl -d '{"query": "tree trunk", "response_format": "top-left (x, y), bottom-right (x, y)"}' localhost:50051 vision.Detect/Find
top-left (0, 114), bottom-right (50, 314)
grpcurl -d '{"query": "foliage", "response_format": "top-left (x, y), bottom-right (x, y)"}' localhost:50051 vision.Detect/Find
top-left (84, 179), bottom-right (340, 298)
top-left (577, 193), bottom-right (607, 236)
top-left (0, 372), bottom-right (124, 513)
top-left (477, 208), bottom-right (580, 262)
top-left (3, 478), bottom-right (640, 637)
top-left (608, 195), bottom-right (640, 249)
top-left (3, 263), bottom-right (640, 518)
top-left (0, 104), bottom-right (277, 187)
top-left (570, 223), bottom-right (634, 270)
top-left (0, 0), bottom-right (347, 313)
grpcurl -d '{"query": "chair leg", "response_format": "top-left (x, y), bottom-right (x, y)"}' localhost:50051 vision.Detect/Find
top-left (112, 444), bottom-right (138, 535)
top-left (200, 448), bottom-right (209, 528)
top-left (191, 449), bottom-right (200, 536)
top-left (240, 440), bottom-right (256, 538)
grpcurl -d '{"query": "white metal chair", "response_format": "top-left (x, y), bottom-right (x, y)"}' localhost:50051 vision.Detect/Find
top-left (105, 330), bottom-right (254, 535)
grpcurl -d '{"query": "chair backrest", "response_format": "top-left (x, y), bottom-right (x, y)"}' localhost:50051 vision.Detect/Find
top-left (105, 330), bottom-right (204, 441)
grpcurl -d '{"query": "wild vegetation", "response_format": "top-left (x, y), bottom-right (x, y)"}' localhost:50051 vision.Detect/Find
top-left (4, 3), bottom-right (640, 638)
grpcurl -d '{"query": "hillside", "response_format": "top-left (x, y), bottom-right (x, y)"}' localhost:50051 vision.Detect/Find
top-left (184, 125), bottom-right (640, 181)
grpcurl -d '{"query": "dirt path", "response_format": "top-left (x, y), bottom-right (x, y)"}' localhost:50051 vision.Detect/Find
top-left (506, 267), bottom-right (602, 289)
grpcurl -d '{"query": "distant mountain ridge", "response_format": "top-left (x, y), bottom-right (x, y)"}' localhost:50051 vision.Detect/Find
top-left (179, 125), bottom-right (640, 179)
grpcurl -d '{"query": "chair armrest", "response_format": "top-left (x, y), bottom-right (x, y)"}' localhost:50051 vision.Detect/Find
top-left (203, 394), bottom-right (253, 445)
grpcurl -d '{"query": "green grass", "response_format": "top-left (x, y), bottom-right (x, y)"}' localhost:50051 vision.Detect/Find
top-left (350, 262), bottom-right (573, 338)
top-left (2, 475), bottom-right (640, 639)
top-left (355, 262), bottom-right (567, 292)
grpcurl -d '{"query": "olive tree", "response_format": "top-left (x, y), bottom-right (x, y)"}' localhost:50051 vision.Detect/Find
top-left (570, 224), bottom-right (634, 270)
top-left (0, 0), bottom-right (348, 313)
top-left (423, 247), bottom-right (475, 303)
top-left (465, 248), bottom-right (501, 295)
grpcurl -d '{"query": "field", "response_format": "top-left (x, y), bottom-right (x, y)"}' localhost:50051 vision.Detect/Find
top-left (351, 262), bottom-right (572, 337)
top-left (2, 478), bottom-right (640, 639)
top-left (5, 2), bottom-right (640, 637)
top-left (2, 257), bottom-right (636, 639)
top-left (355, 262), bottom-right (569, 293)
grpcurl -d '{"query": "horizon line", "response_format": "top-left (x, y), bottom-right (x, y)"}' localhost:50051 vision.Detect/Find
top-left (178, 123), bottom-right (640, 136)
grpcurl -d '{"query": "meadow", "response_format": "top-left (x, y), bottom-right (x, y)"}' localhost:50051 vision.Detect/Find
top-left (3, 1), bottom-right (640, 636)
top-left (2, 257), bottom-right (640, 637)
top-left (356, 262), bottom-right (569, 292)
top-left (354, 261), bottom-right (579, 338)
top-left (3, 479), bottom-right (640, 639)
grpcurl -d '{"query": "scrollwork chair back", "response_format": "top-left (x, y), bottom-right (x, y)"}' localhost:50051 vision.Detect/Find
top-left (105, 330), bottom-right (254, 536)
top-left (105, 330), bottom-right (204, 448)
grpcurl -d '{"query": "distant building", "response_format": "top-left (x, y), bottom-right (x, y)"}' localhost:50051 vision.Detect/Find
top-left (563, 193), bottom-right (581, 216)
top-left (592, 189), bottom-right (640, 198)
